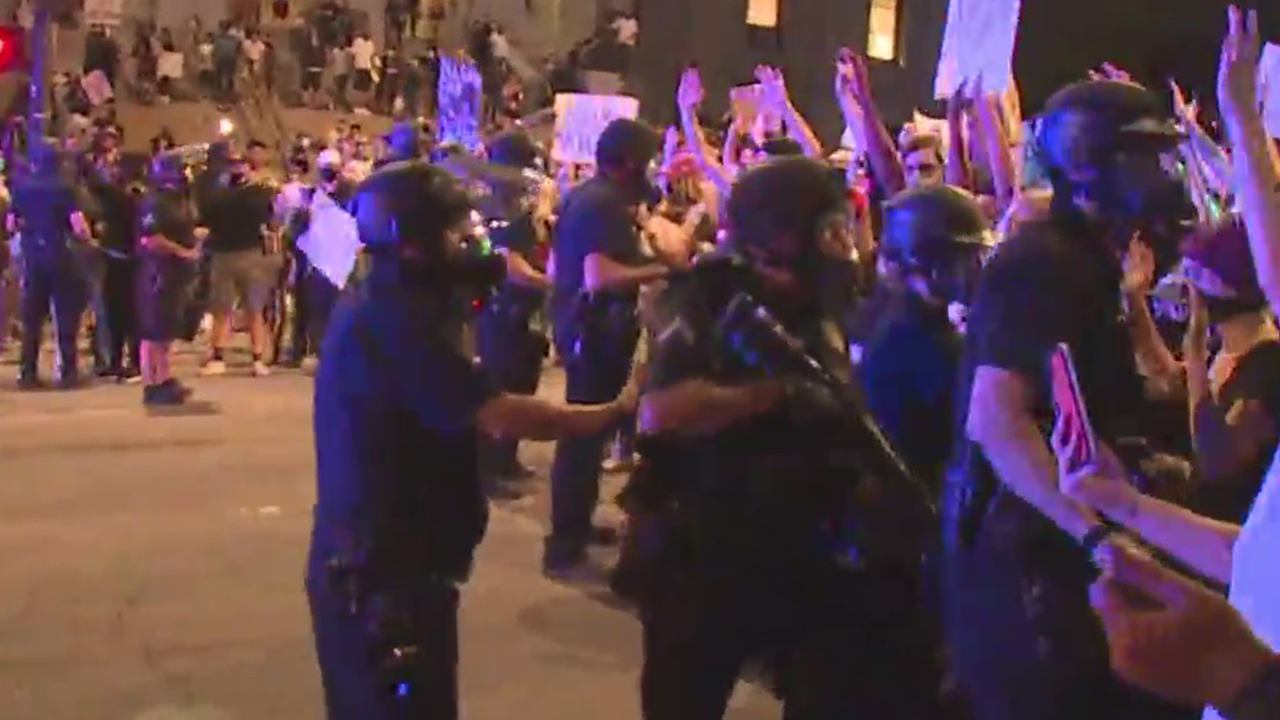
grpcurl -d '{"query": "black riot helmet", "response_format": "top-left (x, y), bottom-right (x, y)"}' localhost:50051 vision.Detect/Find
top-left (148, 152), bottom-right (188, 191)
top-left (727, 156), bottom-right (855, 324)
top-left (881, 185), bottom-right (991, 305)
top-left (350, 160), bottom-right (505, 291)
top-left (487, 129), bottom-right (542, 171)
top-left (1035, 80), bottom-right (1186, 232)
top-left (727, 155), bottom-right (849, 265)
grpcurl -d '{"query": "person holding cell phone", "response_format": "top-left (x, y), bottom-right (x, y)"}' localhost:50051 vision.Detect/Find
top-left (944, 78), bottom-right (1192, 720)
top-left (1045, 10), bottom-right (1280, 720)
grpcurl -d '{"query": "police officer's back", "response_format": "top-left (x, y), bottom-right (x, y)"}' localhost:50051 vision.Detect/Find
top-left (9, 145), bottom-right (92, 388)
top-left (306, 161), bottom-right (639, 720)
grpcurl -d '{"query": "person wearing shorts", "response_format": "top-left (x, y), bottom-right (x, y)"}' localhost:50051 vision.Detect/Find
top-left (200, 152), bottom-right (280, 377)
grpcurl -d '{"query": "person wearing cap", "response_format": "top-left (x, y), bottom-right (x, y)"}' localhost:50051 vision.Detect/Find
top-left (474, 130), bottom-right (552, 491)
top-left (544, 117), bottom-right (677, 577)
top-left (8, 143), bottom-right (95, 389)
top-left (946, 79), bottom-right (1194, 720)
top-left (285, 148), bottom-right (358, 367)
top-left (1122, 218), bottom-right (1280, 526)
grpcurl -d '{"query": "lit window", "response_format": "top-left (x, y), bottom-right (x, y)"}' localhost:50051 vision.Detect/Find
top-left (747, 0), bottom-right (779, 28)
top-left (867, 0), bottom-right (899, 61)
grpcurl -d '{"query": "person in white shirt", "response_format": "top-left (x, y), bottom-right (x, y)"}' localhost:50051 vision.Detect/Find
top-left (349, 32), bottom-right (376, 112)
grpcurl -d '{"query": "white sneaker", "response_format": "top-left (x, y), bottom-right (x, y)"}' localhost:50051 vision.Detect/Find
top-left (252, 360), bottom-right (271, 377)
top-left (201, 359), bottom-right (227, 376)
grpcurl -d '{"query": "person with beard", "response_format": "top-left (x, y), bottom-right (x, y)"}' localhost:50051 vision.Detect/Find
top-left (137, 153), bottom-right (205, 406)
top-left (88, 147), bottom-right (142, 382)
top-left (544, 118), bottom-right (678, 577)
top-left (307, 161), bottom-right (639, 720)
top-left (861, 185), bottom-right (990, 489)
top-left (474, 130), bottom-right (552, 492)
top-left (944, 79), bottom-right (1195, 720)
top-left (623, 156), bottom-right (939, 719)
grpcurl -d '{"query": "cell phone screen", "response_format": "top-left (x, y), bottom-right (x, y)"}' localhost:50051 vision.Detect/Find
top-left (1050, 343), bottom-right (1098, 473)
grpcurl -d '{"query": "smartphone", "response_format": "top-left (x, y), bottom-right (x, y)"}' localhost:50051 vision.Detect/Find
top-left (1050, 343), bottom-right (1099, 473)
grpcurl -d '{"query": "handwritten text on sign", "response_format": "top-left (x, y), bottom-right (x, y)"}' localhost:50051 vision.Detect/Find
top-left (552, 93), bottom-right (640, 165)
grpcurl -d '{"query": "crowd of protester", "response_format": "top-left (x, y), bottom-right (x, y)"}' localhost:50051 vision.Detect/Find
top-left (8, 3), bottom-right (1280, 719)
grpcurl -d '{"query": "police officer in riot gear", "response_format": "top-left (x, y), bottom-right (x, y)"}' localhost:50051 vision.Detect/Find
top-left (307, 161), bottom-right (639, 720)
top-left (8, 143), bottom-right (94, 389)
top-left (860, 185), bottom-right (990, 486)
top-left (946, 80), bottom-right (1191, 720)
top-left (137, 152), bottom-right (204, 406)
top-left (475, 130), bottom-right (552, 488)
top-left (628, 156), bottom-right (940, 720)
top-left (544, 118), bottom-right (675, 576)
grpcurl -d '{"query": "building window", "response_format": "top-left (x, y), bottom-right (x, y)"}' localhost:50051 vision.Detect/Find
top-left (747, 0), bottom-right (779, 28)
top-left (867, 0), bottom-right (899, 61)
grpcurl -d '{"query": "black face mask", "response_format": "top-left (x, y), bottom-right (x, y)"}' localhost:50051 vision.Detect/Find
top-left (1088, 152), bottom-right (1189, 247)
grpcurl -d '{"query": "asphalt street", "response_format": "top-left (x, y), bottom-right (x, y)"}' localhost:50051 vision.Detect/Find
top-left (0, 345), bottom-right (779, 720)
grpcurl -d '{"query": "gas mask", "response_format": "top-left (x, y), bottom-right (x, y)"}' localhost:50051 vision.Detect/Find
top-left (404, 208), bottom-right (509, 293)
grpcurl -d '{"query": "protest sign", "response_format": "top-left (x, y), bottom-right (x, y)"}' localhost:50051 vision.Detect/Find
top-left (84, 0), bottom-right (124, 27)
top-left (82, 70), bottom-right (114, 106)
top-left (437, 55), bottom-right (484, 153)
top-left (934, 0), bottom-right (1023, 98)
top-left (1257, 43), bottom-right (1280, 139)
top-left (552, 93), bottom-right (640, 165)
top-left (157, 52), bottom-right (184, 80)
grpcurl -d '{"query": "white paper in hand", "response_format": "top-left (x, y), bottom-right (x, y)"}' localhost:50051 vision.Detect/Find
top-left (934, 0), bottom-right (1023, 98)
top-left (298, 194), bottom-right (362, 290)
top-left (1257, 44), bottom-right (1280, 139)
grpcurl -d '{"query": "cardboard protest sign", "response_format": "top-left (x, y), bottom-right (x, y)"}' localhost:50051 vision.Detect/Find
top-left (84, 0), bottom-right (124, 26)
top-left (81, 70), bottom-right (114, 106)
top-left (730, 84), bottom-right (783, 139)
top-left (1257, 44), bottom-right (1280, 139)
top-left (552, 93), bottom-right (640, 165)
top-left (934, 0), bottom-right (1023, 98)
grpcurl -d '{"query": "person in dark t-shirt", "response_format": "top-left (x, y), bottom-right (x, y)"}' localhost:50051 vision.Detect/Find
top-left (137, 154), bottom-right (205, 405)
top-left (88, 150), bottom-right (142, 381)
top-left (944, 80), bottom-right (1191, 720)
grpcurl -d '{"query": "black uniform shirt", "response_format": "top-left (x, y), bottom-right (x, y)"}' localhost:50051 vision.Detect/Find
top-left (550, 176), bottom-right (645, 321)
top-left (860, 291), bottom-right (961, 489)
top-left (10, 174), bottom-right (78, 258)
top-left (312, 260), bottom-right (500, 580)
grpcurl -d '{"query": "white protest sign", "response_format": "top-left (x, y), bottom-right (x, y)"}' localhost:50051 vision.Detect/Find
top-left (84, 0), bottom-right (124, 27)
top-left (934, 0), bottom-right (1023, 98)
top-left (157, 51), bottom-right (184, 80)
top-left (552, 93), bottom-right (640, 165)
top-left (298, 194), bottom-right (362, 290)
top-left (1257, 43), bottom-right (1280, 139)
top-left (81, 70), bottom-right (114, 106)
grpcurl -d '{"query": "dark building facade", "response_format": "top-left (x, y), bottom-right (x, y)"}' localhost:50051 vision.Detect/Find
top-left (628, 0), bottom-right (1273, 147)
